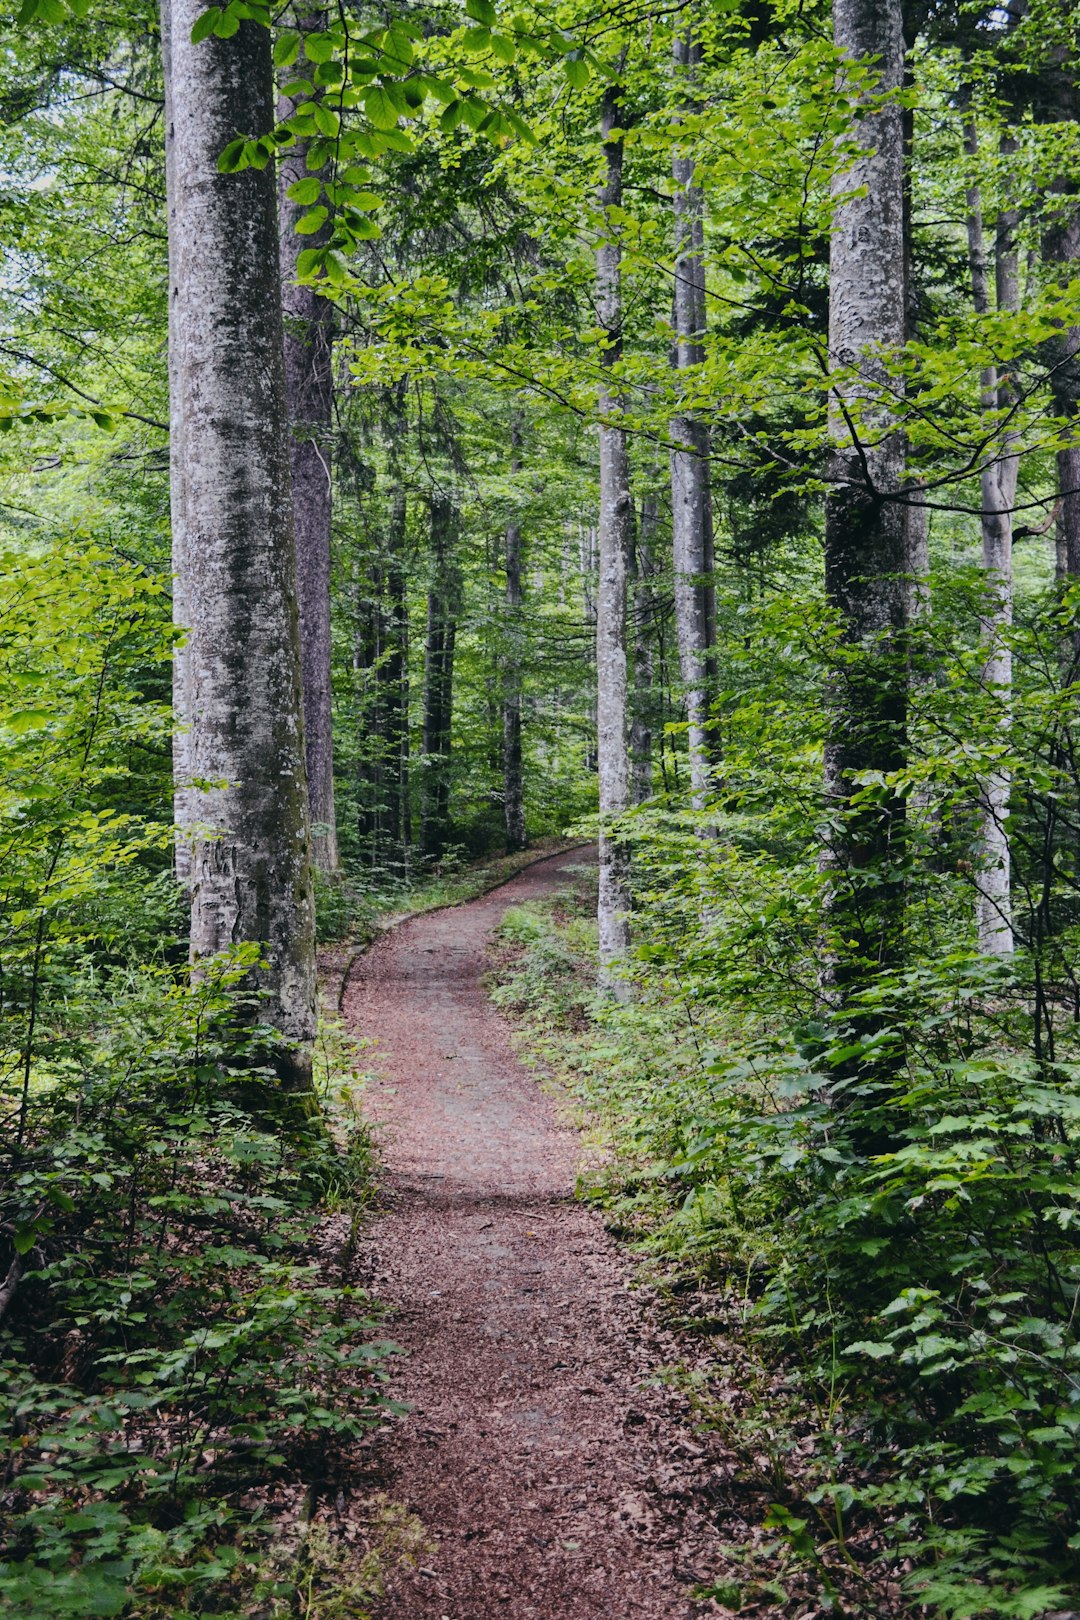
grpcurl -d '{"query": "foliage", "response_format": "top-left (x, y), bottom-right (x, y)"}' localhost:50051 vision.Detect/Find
top-left (492, 566), bottom-right (1080, 1617)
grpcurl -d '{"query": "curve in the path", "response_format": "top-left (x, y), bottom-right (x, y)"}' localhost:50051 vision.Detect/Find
top-left (342, 847), bottom-right (724, 1620)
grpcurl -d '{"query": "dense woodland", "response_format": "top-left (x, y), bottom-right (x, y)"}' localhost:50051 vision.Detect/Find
top-left (3, 0), bottom-right (1080, 1613)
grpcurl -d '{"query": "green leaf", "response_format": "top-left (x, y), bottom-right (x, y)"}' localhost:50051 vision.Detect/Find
top-left (294, 207), bottom-right (329, 235)
top-left (217, 138), bottom-right (247, 173)
top-left (365, 86), bottom-right (401, 131)
top-left (295, 247), bottom-right (324, 278)
top-left (466, 0), bottom-right (497, 23)
top-left (304, 32), bottom-right (335, 63)
top-left (190, 6), bottom-right (222, 43)
top-left (382, 31), bottom-right (415, 68)
top-left (312, 103), bottom-right (340, 137)
top-left (286, 177), bottom-right (322, 206)
top-left (349, 191), bottom-right (382, 211)
top-left (273, 27), bottom-right (301, 67)
top-left (845, 1339), bottom-right (896, 1359)
top-left (563, 53), bottom-right (590, 88)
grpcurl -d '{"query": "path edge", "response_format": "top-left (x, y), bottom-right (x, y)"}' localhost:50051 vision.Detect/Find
top-left (325, 842), bottom-right (595, 1013)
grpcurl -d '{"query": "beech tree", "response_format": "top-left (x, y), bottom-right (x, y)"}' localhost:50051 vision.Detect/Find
top-left (669, 29), bottom-right (713, 806)
top-left (595, 81), bottom-right (632, 987)
top-left (823, 0), bottom-right (909, 989)
top-left (162, 0), bottom-right (316, 1088)
top-left (279, 5), bottom-right (339, 874)
top-left (964, 114), bottom-right (1019, 954)
top-left (502, 415), bottom-right (526, 852)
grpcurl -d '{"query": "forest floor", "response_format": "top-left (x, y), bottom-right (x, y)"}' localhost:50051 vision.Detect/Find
top-left (339, 845), bottom-right (741, 1620)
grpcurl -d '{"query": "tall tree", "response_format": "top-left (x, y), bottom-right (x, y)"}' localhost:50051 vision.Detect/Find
top-left (420, 490), bottom-right (459, 859)
top-left (964, 113), bottom-right (1020, 954)
top-left (279, 5), bottom-right (339, 874)
top-left (630, 489), bottom-right (658, 806)
top-left (1038, 46), bottom-right (1080, 582)
top-left (670, 28), bottom-right (713, 806)
top-left (596, 81), bottom-right (633, 990)
top-left (163, 0), bottom-right (316, 1090)
top-left (824, 0), bottom-right (909, 989)
top-left (502, 414), bottom-right (527, 852)
top-left (163, 0), bottom-right (191, 887)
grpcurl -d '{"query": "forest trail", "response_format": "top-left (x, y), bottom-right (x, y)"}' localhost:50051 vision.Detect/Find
top-left (341, 846), bottom-right (729, 1620)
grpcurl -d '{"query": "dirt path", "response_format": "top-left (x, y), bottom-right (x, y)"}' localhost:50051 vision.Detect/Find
top-left (341, 847), bottom-right (729, 1620)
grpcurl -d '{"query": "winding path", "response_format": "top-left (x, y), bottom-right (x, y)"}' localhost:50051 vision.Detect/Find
top-left (342, 847), bottom-right (727, 1620)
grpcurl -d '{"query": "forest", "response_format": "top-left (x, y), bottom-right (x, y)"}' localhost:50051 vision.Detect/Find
top-left (3, 0), bottom-right (1080, 1615)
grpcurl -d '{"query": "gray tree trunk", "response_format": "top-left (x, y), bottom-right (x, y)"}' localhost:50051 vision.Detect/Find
top-left (279, 18), bottom-right (338, 874)
top-left (824, 0), bottom-right (908, 985)
top-left (421, 493), bottom-right (459, 859)
top-left (670, 32), bottom-right (713, 806)
top-left (596, 86), bottom-right (633, 991)
top-left (580, 523), bottom-right (598, 774)
top-left (163, 0), bottom-right (316, 1091)
top-left (163, 0), bottom-right (192, 888)
top-left (965, 119), bottom-right (1019, 955)
top-left (502, 417), bottom-right (527, 852)
top-left (631, 491), bottom-right (658, 806)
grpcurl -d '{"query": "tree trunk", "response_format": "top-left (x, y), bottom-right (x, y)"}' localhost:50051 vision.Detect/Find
top-left (596, 84), bottom-right (633, 992)
top-left (824, 0), bottom-right (908, 989)
top-left (964, 118), bottom-right (1019, 955)
top-left (385, 482), bottom-right (410, 858)
top-left (163, 0), bottom-right (191, 888)
top-left (631, 491), bottom-right (658, 806)
top-left (670, 31), bottom-right (713, 805)
top-left (580, 522), bottom-right (598, 774)
top-left (502, 417), bottom-right (527, 852)
top-left (279, 10), bottom-right (338, 874)
top-left (421, 493), bottom-right (458, 859)
top-left (163, 0), bottom-right (316, 1091)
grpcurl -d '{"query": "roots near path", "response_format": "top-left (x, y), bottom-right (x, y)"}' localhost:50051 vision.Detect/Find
top-left (342, 848), bottom-right (731, 1620)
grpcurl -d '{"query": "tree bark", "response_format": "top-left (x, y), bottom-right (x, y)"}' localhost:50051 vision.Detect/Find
top-left (596, 84), bottom-right (633, 993)
top-left (279, 49), bottom-right (338, 874)
top-left (1041, 73), bottom-right (1080, 582)
top-left (163, 0), bottom-right (316, 1091)
top-left (670, 31), bottom-right (713, 806)
top-left (964, 117), bottom-right (1019, 955)
top-left (631, 491), bottom-right (658, 806)
top-left (421, 492), bottom-right (458, 859)
top-left (824, 0), bottom-right (908, 989)
top-left (502, 418), bottom-right (527, 853)
top-left (163, 0), bottom-right (191, 887)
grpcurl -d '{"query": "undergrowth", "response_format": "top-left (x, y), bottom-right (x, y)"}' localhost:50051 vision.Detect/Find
top-left (491, 879), bottom-right (1080, 1619)
top-left (0, 957), bottom-right (417, 1618)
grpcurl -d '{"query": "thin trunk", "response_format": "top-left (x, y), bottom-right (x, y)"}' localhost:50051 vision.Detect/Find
top-left (163, 0), bottom-right (191, 888)
top-left (824, 0), bottom-right (908, 993)
top-left (580, 522), bottom-right (598, 773)
top-left (631, 492), bottom-right (658, 805)
top-left (670, 31), bottom-right (713, 805)
top-left (502, 418), bottom-right (527, 853)
top-left (163, 0), bottom-right (316, 1091)
top-left (383, 382), bottom-right (410, 859)
top-left (279, 21), bottom-right (338, 873)
top-left (596, 84), bottom-right (633, 992)
top-left (1036, 47), bottom-right (1080, 581)
top-left (421, 493), bottom-right (458, 859)
top-left (965, 118), bottom-right (1019, 955)
top-left (385, 485), bottom-right (409, 858)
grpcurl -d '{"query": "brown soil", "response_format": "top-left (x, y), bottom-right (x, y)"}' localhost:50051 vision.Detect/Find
top-left (341, 847), bottom-right (736, 1620)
